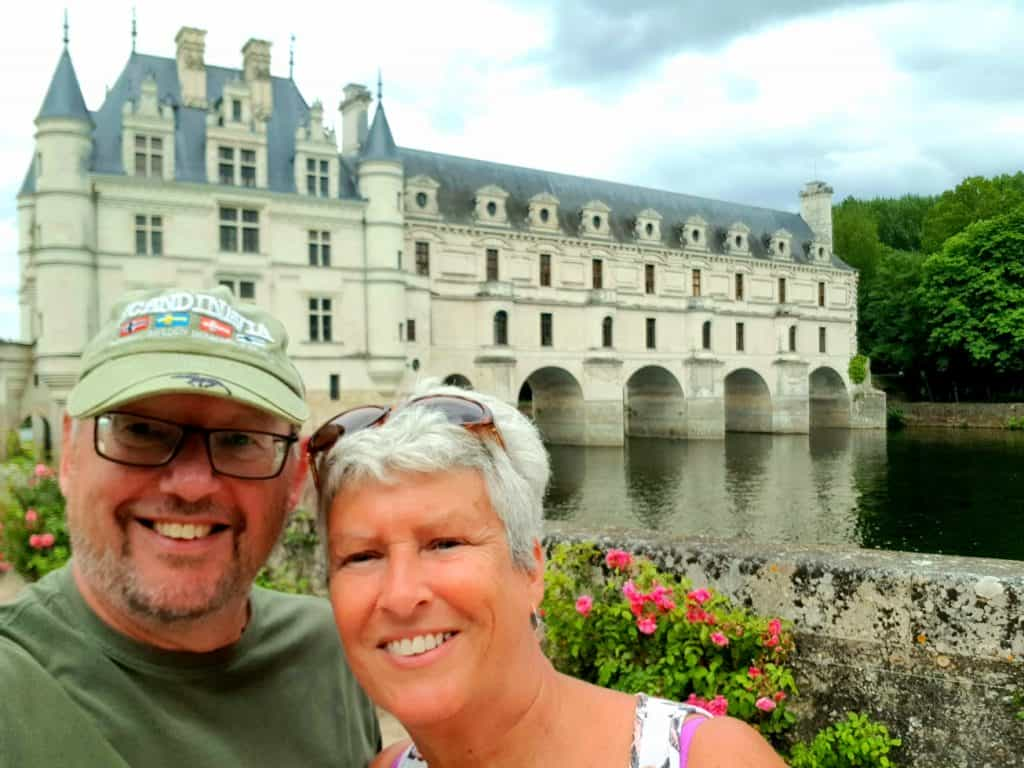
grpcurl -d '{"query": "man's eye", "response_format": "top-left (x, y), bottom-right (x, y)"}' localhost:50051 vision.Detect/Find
top-left (118, 419), bottom-right (173, 441)
top-left (341, 551), bottom-right (380, 566)
top-left (220, 431), bottom-right (257, 447)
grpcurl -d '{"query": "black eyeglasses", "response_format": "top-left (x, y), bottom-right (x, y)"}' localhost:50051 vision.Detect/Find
top-left (307, 394), bottom-right (505, 489)
top-left (94, 412), bottom-right (298, 480)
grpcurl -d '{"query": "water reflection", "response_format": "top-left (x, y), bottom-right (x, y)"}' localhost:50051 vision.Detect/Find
top-left (543, 429), bottom-right (1024, 561)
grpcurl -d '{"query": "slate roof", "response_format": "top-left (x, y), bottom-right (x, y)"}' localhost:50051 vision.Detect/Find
top-left (37, 47), bottom-right (92, 123)
top-left (361, 104), bottom-right (399, 162)
top-left (399, 148), bottom-right (850, 269)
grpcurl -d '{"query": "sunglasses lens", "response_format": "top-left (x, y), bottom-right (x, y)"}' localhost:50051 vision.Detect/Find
top-left (310, 406), bottom-right (388, 453)
top-left (417, 396), bottom-right (489, 425)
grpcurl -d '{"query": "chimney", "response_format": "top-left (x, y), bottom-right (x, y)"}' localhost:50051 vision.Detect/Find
top-left (799, 180), bottom-right (834, 244)
top-left (339, 83), bottom-right (371, 156)
top-left (242, 38), bottom-right (273, 118)
top-left (175, 27), bottom-right (207, 108)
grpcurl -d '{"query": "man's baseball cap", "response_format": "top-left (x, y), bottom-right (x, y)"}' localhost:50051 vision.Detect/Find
top-left (67, 286), bottom-right (309, 425)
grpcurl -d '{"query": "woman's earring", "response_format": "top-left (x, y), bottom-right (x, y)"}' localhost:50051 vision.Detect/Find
top-left (530, 609), bottom-right (540, 630)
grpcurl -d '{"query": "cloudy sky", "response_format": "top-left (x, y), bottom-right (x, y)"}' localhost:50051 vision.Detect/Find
top-left (2, 0), bottom-right (1022, 338)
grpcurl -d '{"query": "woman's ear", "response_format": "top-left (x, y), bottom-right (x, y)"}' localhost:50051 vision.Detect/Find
top-left (527, 538), bottom-right (546, 607)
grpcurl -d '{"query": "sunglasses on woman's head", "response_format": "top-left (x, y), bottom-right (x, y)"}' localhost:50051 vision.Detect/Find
top-left (307, 394), bottom-right (505, 489)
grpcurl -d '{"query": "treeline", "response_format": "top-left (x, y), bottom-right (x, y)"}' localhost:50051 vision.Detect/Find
top-left (834, 172), bottom-right (1024, 401)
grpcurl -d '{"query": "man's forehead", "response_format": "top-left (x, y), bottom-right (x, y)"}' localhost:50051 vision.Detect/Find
top-left (110, 393), bottom-right (289, 429)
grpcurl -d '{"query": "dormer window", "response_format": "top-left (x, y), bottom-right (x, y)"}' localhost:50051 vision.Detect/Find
top-left (528, 193), bottom-right (560, 231)
top-left (579, 200), bottom-right (611, 238)
top-left (206, 80), bottom-right (268, 188)
top-left (726, 222), bottom-right (751, 254)
top-left (122, 74), bottom-right (175, 182)
top-left (683, 215), bottom-right (708, 251)
top-left (769, 229), bottom-right (793, 260)
top-left (634, 208), bottom-right (662, 242)
top-left (406, 175), bottom-right (441, 217)
top-left (232, 99), bottom-right (242, 122)
top-left (811, 239), bottom-right (831, 263)
top-left (474, 185), bottom-right (509, 225)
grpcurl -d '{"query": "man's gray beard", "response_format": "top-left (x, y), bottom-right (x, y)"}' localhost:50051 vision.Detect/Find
top-left (69, 500), bottom-right (277, 625)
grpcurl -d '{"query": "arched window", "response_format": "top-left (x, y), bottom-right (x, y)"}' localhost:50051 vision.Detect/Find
top-left (493, 310), bottom-right (508, 346)
top-left (701, 320), bottom-right (711, 350)
top-left (602, 316), bottom-right (613, 348)
top-left (788, 325), bottom-right (797, 352)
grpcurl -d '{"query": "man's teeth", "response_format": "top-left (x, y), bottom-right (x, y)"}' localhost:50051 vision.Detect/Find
top-left (386, 633), bottom-right (454, 657)
top-left (152, 521), bottom-right (215, 540)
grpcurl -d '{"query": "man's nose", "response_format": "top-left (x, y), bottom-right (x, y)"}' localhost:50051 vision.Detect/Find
top-left (157, 432), bottom-right (222, 501)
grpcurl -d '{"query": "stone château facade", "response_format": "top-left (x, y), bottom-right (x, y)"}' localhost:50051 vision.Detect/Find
top-left (3, 26), bottom-right (883, 456)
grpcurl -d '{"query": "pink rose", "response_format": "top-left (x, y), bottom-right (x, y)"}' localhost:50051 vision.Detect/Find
top-left (636, 616), bottom-right (657, 635)
top-left (24, 509), bottom-right (38, 526)
top-left (710, 631), bottom-right (729, 647)
top-left (650, 584), bottom-right (676, 612)
top-left (622, 580), bottom-right (643, 603)
top-left (756, 697), bottom-right (777, 712)
top-left (605, 549), bottom-right (634, 571)
top-left (0, 562), bottom-right (11, 573)
top-left (768, 618), bottom-right (782, 636)
top-left (687, 588), bottom-right (712, 605)
top-left (29, 534), bottom-right (42, 549)
top-left (34, 463), bottom-right (52, 478)
top-left (748, 666), bottom-right (762, 678)
top-left (764, 634), bottom-right (780, 648)
top-left (575, 595), bottom-right (593, 617)
top-left (685, 606), bottom-right (706, 624)
top-left (773, 691), bottom-right (787, 703)
top-left (39, 533), bottom-right (56, 548)
top-left (707, 695), bottom-right (729, 717)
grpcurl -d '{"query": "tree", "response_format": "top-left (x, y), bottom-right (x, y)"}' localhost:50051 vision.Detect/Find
top-left (919, 204), bottom-right (1024, 392)
top-left (833, 198), bottom-right (884, 285)
top-left (868, 194), bottom-right (934, 252)
top-left (860, 247), bottom-right (928, 377)
top-left (920, 172), bottom-right (1024, 254)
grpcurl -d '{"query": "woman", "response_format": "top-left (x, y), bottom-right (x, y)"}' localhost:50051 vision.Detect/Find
top-left (310, 384), bottom-right (786, 768)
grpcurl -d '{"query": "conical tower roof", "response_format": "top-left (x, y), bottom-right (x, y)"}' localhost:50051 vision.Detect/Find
top-left (361, 103), bottom-right (399, 162)
top-left (37, 47), bottom-right (92, 124)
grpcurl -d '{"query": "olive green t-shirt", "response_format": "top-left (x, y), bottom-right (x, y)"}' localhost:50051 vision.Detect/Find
top-left (0, 565), bottom-right (380, 767)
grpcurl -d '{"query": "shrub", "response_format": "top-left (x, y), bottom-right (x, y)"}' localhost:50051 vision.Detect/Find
top-left (886, 406), bottom-right (906, 430)
top-left (789, 712), bottom-right (901, 767)
top-left (542, 542), bottom-right (797, 739)
top-left (0, 461), bottom-right (71, 580)
top-left (848, 355), bottom-right (869, 386)
top-left (1006, 416), bottom-right (1024, 431)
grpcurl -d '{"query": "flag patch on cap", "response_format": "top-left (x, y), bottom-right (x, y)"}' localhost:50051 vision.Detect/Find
top-left (119, 316), bottom-right (151, 337)
top-left (154, 312), bottom-right (190, 329)
top-left (199, 317), bottom-right (233, 338)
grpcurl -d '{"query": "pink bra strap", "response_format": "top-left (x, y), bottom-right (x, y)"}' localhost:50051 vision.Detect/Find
top-left (678, 715), bottom-right (709, 768)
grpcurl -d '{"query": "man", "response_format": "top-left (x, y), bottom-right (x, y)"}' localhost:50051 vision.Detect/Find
top-left (0, 286), bottom-right (380, 766)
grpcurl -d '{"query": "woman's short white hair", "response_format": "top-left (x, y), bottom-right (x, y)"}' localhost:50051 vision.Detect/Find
top-left (316, 380), bottom-right (550, 572)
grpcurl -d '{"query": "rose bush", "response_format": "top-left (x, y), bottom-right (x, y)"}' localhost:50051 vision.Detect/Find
top-left (0, 457), bottom-right (70, 581)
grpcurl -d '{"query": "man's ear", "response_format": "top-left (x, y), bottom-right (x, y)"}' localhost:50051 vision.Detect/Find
top-left (58, 413), bottom-right (76, 497)
top-left (287, 435), bottom-right (311, 510)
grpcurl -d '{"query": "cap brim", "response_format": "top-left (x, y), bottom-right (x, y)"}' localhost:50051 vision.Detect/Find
top-left (67, 352), bottom-right (309, 425)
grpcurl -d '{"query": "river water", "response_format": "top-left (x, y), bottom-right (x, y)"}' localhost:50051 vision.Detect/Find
top-left (544, 428), bottom-right (1024, 562)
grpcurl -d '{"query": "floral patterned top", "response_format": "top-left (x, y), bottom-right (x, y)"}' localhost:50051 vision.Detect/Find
top-left (390, 693), bottom-right (712, 768)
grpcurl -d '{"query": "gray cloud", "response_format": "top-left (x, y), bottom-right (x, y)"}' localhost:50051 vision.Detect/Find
top-left (892, 48), bottom-right (1024, 103)
top-left (516, 0), bottom-right (904, 85)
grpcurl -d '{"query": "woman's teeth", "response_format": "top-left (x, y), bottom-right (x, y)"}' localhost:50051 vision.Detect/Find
top-left (386, 632), bottom-right (455, 657)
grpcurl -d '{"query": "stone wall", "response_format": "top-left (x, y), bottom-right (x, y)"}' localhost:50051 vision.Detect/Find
top-left (546, 526), bottom-right (1024, 767)
top-left (900, 402), bottom-right (1024, 429)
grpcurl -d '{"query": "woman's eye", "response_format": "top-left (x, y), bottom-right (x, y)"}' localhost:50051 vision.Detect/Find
top-left (430, 539), bottom-right (462, 551)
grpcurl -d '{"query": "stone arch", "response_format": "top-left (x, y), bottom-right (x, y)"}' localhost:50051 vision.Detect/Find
top-left (442, 373), bottom-right (473, 389)
top-left (724, 368), bottom-right (772, 433)
top-left (519, 366), bottom-right (585, 445)
top-left (624, 365), bottom-right (686, 439)
top-left (809, 366), bottom-right (850, 428)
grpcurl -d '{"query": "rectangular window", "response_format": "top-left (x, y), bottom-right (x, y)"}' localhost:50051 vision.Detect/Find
top-left (240, 149), bottom-right (256, 188)
top-left (486, 248), bottom-right (499, 281)
top-left (232, 99), bottom-right (242, 122)
top-left (134, 134), bottom-right (163, 178)
top-left (406, 318), bottom-right (416, 342)
top-left (692, 269), bottom-right (702, 297)
top-left (592, 259), bottom-right (603, 290)
top-left (415, 241), bottom-right (430, 276)
top-left (219, 206), bottom-right (259, 253)
top-left (818, 281), bottom-right (826, 307)
top-left (702, 321), bottom-right (711, 351)
top-left (309, 297), bottom-right (333, 342)
top-left (218, 279), bottom-right (255, 300)
top-left (308, 231), bottom-right (331, 267)
top-left (735, 273), bottom-right (744, 301)
top-left (319, 160), bottom-right (329, 197)
top-left (306, 158), bottom-right (316, 195)
top-left (645, 264), bottom-right (655, 295)
top-left (134, 215), bottom-right (163, 256)
top-left (819, 326), bottom-right (827, 353)
top-left (778, 277), bottom-right (787, 304)
top-left (539, 253), bottom-right (551, 287)
top-left (789, 325), bottom-right (797, 352)
top-left (218, 146), bottom-right (235, 185)
top-left (736, 322), bottom-right (745, 352)
top-left (645, 317), bottom-right (656, 349)
top-left (329, 374), bottom-right (340, 401)
top-left (540, 313), bottom-right (553, 347)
